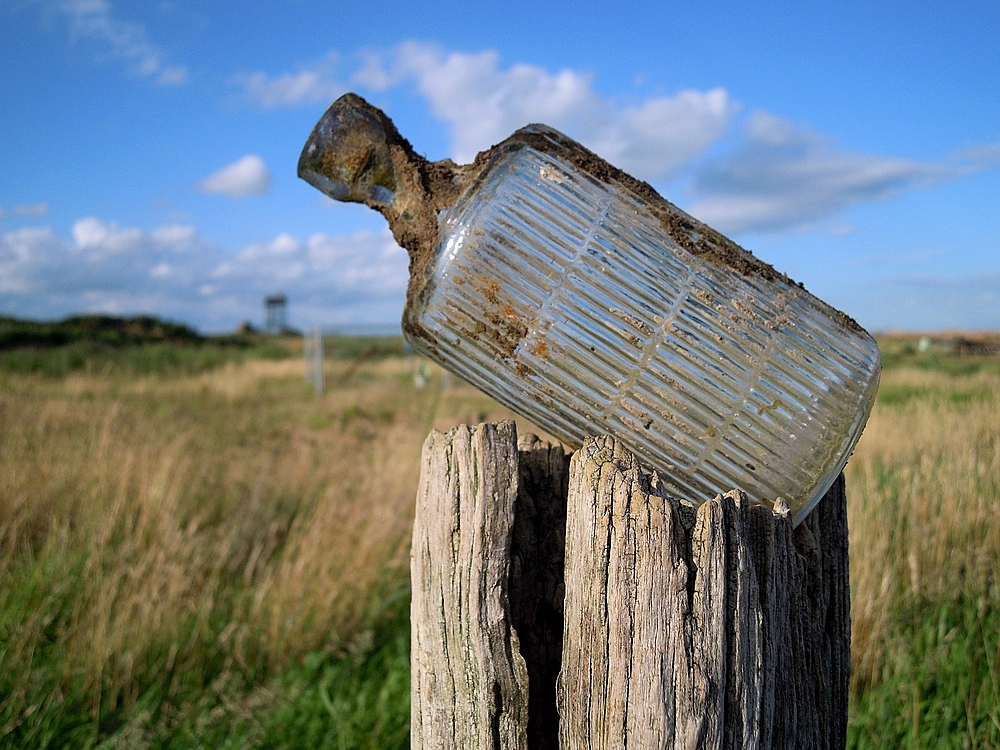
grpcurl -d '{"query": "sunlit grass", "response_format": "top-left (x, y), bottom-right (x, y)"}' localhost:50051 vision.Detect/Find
top-left (1, 335), bottom-right (999, 747)
top-left (0, 344), bottom-right (538, 747)
top-left (846, 363), bottom-right (1000, 747)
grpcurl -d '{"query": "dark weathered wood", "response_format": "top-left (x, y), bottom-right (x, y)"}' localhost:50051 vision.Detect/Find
top-left (410, 421), bottom-right (530, 750)
top-left (509, 434), bottom-right (571, 750)
top-left (411, 423), bottom-right (851, 750)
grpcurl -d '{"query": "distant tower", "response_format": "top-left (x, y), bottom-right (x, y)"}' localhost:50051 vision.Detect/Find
top-left (264, 294), bottom-right (288, 335)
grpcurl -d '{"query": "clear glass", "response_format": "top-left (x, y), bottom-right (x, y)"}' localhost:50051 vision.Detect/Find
top-left (405, 136), bottom-right (880, 525)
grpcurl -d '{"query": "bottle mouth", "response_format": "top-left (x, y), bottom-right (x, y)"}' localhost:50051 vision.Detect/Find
top-left (297, 93), bottom-right (400, 210)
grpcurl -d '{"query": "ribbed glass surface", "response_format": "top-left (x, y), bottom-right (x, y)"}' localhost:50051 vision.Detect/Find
top-left (406, 143), bottom-right (880, 524)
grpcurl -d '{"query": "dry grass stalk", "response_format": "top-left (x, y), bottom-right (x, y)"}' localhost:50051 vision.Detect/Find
top-left (845, 365), bottom-right (1000, 693)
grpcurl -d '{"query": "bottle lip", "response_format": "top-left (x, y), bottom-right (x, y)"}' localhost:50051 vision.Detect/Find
top-left (296, 93), bottom-right (407, 212)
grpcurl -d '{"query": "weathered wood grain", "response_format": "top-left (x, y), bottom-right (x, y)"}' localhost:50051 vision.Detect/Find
top-left (557, 434), bottom-right (850, 750)
top-left (411, 424), bottom-right (850, 750)
top-left (410, 421), bottom-right (530, 750)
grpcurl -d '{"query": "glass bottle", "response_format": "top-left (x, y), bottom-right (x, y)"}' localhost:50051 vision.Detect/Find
top-left (299, 93), bottom-right (881, 525)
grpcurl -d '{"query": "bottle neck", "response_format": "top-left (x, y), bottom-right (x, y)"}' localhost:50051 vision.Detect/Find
top-left (298, 93), bottom-right (474, 268)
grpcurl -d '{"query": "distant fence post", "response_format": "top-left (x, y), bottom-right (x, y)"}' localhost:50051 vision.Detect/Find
top-left (305, 327), bottom-right (324, 394)
top-left (411, 421), bottom-right (850, 749)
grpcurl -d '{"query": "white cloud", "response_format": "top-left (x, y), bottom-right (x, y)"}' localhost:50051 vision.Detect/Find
top-left (45, 0), bottom-right (187, 85)
top-left (235, 233), bottom-right (302, 264)
top-left (357, 43), bottom-right (599, 162)
top-left (275, 41), bottom-right (1000, 235)
top-left (196, 155), bottom-right (272, 198)
top-left (201, 228), bottom-right (408, 328)
top-left (240, 41), bottom-right (1000, 266)
top-left (72, 216), bottom-right (142, 254)
top-left (156, 65), bottom-right (187, 86)
top-left (246, 42), bottom-right (735, 178)
top-left (8, 202), bottom-right (51, 218)
top-left (685, 111), bottom-right (963, 234)
top-left (352, 41), bottom-right (737, 176)
top-left (0, 219), bottom-right (409, 332)
top-left (236, 52), bottom-right (344, 108)
top-left (306, 230), bottom-right (408, 289)
top-left (150, 224), bottom-right (195, 246)
top-left (5, 212), bottom-right (995, 332)
top-left (952, 143), bottom-right (1000, 166)
top-left (150, 262), bottom-right (171, 278)
top-left (588, 89), bottom-right (735, 180)
top-left (71, 216), bottom-right (109, 248)
top-left (205, 228), bottom-right (408, 327)
top-left (0, 227), bottom-right (62, 293)
top-left (0, 202), bottom-right (51, 221)
top-left (215, 229), bottom-right (407, 298)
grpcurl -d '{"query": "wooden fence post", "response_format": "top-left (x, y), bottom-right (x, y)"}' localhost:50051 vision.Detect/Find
top-left (410, 421), bottom-right (530, 750)
top-left (411, 421), bottom-right (850, 750)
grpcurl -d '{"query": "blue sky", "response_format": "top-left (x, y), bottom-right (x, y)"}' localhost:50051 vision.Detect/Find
top-left (2, 1), bottom-right (998, 333)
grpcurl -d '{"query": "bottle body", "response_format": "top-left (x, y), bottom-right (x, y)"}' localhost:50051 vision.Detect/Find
top-left (404, 135), bottom-right (880, 524)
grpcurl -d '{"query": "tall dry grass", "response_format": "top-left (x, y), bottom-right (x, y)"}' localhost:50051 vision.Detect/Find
top-left (0, 355), bottom-right (532, 740)
top-left (845, 365), bottom-right (1000, 744)
top-left (4, 341), bottom-right (999, 745)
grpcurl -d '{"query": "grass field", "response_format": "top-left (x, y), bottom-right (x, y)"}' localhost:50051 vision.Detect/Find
top-left (1, 330), bottom-right (998, 748)
top-left (846, 338), bottom-right (1000, 748)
